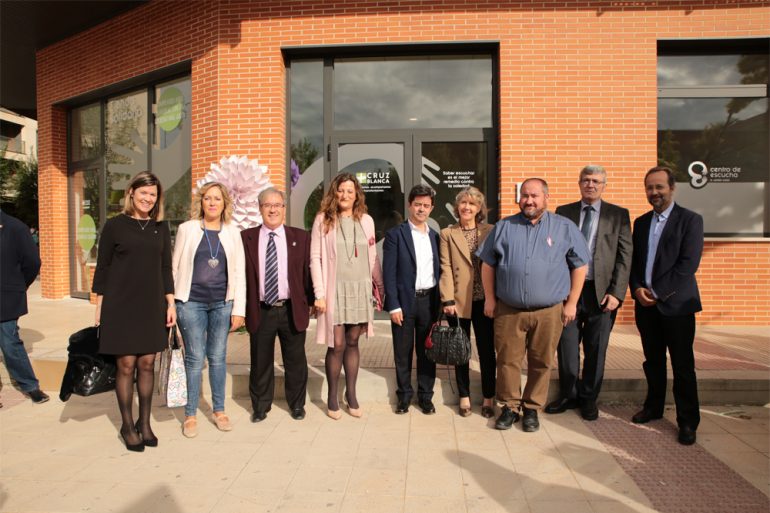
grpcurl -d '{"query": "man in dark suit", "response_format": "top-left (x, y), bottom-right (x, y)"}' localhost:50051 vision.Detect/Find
top-left (241, 188), bottom-right (313, 422)
top-left (629, 166), bottom-right (703, 445)
top-left (0, 211), bottom-right (49, 404)
top-left (383, 184), bottom-right (440, 415)
top-left (546, 165), bottom-right (632, 420)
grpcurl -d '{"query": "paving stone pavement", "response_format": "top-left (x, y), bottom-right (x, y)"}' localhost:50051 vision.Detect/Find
top-left (1, 282), bottom-right (768, 512)
top-left (0, 389), bottom-right (767, 513)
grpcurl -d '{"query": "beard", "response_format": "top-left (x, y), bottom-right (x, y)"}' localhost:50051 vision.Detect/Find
top-left (521, 206), bottom-right (545, 219)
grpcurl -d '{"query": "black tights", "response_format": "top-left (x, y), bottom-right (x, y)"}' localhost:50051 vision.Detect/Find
top-left (325, 324), bottom-right (365, 411)
top-left (115, 353), bottom-right (157, 445)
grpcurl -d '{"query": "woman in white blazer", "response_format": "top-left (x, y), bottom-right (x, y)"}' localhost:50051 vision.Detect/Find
top-left (172, 182), bottom-right (246, 438)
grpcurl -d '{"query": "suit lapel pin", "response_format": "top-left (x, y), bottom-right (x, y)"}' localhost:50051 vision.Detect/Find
top-left (292, 241), bottom-right (297, 247)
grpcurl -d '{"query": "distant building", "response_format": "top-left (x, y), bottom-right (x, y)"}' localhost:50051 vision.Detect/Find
top-left (0, 107), bottom-right (37, 162)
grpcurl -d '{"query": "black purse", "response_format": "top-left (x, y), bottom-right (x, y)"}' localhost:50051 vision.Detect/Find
top-left (59, 326), bottom-right (116, 401)
top-left (425, 312), bottom-right (471, 366)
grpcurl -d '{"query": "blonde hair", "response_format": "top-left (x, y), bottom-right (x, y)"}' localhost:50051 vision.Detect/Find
top-left (123, 171), bottom-right (164, 221)
top-left (192, 182), bottom-right (233, 223)
top-left (453, 186), bottom-right (488, 224)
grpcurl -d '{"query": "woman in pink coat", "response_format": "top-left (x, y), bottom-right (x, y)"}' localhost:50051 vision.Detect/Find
top-left (310, 173), bottom-right (384, 419)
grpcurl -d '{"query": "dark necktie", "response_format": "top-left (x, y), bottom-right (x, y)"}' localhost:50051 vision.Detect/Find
top-left (581, 206), bottom-right (594, 241)
top-left (264, 232), bottom-right (279, 305)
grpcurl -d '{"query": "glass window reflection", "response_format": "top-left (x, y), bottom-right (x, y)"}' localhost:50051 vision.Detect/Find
top-left (658, 54), bottom-right (768, 87)
top-left (658, 98), bottom-right (768, 183)
top-left (71, 103), bottom-right (101, 161)
top-left (334, 56), bottom-right (493, 129)
top-left (153, 76), bottom-right (192, 233)
top-left (106, 89), bottom-right (148, 217)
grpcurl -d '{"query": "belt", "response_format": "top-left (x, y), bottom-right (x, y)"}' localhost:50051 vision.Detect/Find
top-left (260, 300), bottom-right (287, 309)
top-left (415, 289), bottom-right (432, 298)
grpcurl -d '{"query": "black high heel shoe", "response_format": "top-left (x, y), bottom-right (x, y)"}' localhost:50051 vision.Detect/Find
top-left (135, 421), bottom-right (159, 448)
top-left (119, 430), bottom-right (145, 452)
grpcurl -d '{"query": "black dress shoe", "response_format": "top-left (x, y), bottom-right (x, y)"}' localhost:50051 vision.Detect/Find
top-left (27, 389), bottom-right (50, 404)
top-left (135, 421), bottom-right (158, 447)
top-left (418, 399), bottom-right (436, 415)
top-left (251, 411), bottom-right (267, 423)
top-left (522, 407), bottom-right (539, 432)
top-left (481, 405), bottom-right (495, 418)
top-left (494, 406), bottom-right (520, 430)
top-left (580, 400), bottom-right (599, 421)
top-left (395, 400), bottom-right (410, 414)
top-left (119, 431), bottom-right (144, 452)
top-left (291, 407), bottom-right (306, 420)
top-left (544, 396), bottom-right (579, 414)
top-left (631, 408), bottom-right (663, 424)
top-left (678, 426), bottom-right (697, 445)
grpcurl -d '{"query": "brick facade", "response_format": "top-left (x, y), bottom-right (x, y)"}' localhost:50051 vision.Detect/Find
top-left (37, 0), bottom-right (770, 324)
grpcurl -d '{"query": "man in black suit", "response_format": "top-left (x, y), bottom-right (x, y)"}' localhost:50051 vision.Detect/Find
top-left (383, 184), bottom-right (440, 415)
top-left (629, 166), bottom-right (703, 445)
top-left (0, 211), bottom-right (49, 404)
top-left (241, 188), bottom-right (313, 422)
top-left (546, 165), bottom-right (632, 420)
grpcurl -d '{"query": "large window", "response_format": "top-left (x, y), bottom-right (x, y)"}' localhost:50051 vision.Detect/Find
top-left (287, 47), bottom-right (498, 234)
top-left (657, 39), bottom-right (769, 237)
top-left (67, 75), bottom-right (191, 298)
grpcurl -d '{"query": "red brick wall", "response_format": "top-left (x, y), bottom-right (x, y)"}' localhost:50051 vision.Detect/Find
top-left (37, 0), bottom-right (770, 324)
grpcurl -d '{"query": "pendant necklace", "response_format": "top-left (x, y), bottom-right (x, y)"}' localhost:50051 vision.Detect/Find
top-left (203, 224), bottom-right (222, 268)
top-left (339, 217), bottom-right (358, 262)
top-left (136, 217), bottom-right (151, 231)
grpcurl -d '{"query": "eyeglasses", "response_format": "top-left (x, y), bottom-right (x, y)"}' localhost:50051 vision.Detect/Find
top-left (260, 203), bottom-right (285, 209)
top-left (580, 178), bottom-right (605, 186)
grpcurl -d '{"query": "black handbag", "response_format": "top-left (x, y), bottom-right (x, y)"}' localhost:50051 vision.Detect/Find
top-left (59, 326), bottom-right (116, 401)
top-left (425, 312), bottom-right (471, 366)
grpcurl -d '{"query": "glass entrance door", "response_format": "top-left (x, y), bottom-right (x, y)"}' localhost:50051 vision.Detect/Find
top-left (329, 130), bottom-right (495, 235)
top-left (331, 134), bottom-right (410, 244)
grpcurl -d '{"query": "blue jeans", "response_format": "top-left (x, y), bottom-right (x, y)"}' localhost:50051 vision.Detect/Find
top-left (0, 319), bottom-right (40, 392)
top-left (176, 300), bottom-right (233, 417)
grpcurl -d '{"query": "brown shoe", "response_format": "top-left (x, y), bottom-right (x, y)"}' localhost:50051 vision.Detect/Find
top-left (182, 417), bottom-right (198, 438)
top-left (213, 412), bottom-right (233, 431)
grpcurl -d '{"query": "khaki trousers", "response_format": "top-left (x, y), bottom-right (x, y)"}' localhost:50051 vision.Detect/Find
top-left (494, 301), bottom-right (563, 410)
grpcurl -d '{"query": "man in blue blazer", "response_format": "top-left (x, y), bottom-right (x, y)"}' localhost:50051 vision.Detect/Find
top-left (0, 211), bottom-right (49, 404)
top-left (629, 167), bottom-right (704, 445)
top-left (383, 185), bottom-right (440, 415)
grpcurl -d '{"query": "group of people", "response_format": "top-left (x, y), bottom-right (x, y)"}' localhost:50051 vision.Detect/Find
top-left (0, 163), bottom-right (703, 451)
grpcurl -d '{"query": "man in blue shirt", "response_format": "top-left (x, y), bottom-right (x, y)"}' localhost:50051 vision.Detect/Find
top-left (478, 178), bottom-right (588, 431)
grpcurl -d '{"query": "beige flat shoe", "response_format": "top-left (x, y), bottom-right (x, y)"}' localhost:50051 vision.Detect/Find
top-left (213, 412), bottom-right (233, 431)
top-left (183, 417), bottom-right (198, 438)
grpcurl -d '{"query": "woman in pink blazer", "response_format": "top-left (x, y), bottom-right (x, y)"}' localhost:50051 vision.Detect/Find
top-left (310, 173), bottom-right (384, 419)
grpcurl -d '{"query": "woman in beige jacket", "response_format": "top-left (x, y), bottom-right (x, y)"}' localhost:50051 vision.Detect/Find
top-left (439, 187), bottom-right (496, 418)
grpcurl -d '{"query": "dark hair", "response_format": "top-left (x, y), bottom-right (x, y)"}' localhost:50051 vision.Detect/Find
top-left (123, 171), bottom-right (164, 220)
top-left (318, 173), bottom-right (367, 233)
top-left (408, 184), bottom-right (436, 205)
top-left (645, 166), bottom-right (676, 187)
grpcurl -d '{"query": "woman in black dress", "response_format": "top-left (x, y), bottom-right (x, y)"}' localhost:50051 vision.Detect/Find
top-left (93, 172), bottom-right (176, 452)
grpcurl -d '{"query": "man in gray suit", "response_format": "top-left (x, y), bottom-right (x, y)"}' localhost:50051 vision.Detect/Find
top-left (545, 165), bottom-right (632, 420)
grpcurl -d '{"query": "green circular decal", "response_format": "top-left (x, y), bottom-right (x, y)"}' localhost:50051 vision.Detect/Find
top-left (157, 87), bottom-right (183, 132)
top-left (77, 215), bottom-right (97, 253)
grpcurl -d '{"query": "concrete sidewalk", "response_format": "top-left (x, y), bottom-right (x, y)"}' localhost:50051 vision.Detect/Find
top-left (1, 282), bottom-right (768, 512)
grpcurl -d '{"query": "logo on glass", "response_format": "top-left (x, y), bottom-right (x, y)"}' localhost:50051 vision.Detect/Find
top-left (687, 161), bottom-right (709, 189)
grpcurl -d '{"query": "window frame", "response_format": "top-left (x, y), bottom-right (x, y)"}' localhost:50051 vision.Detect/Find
top-left (657, 38), bottom-right (770, 238)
